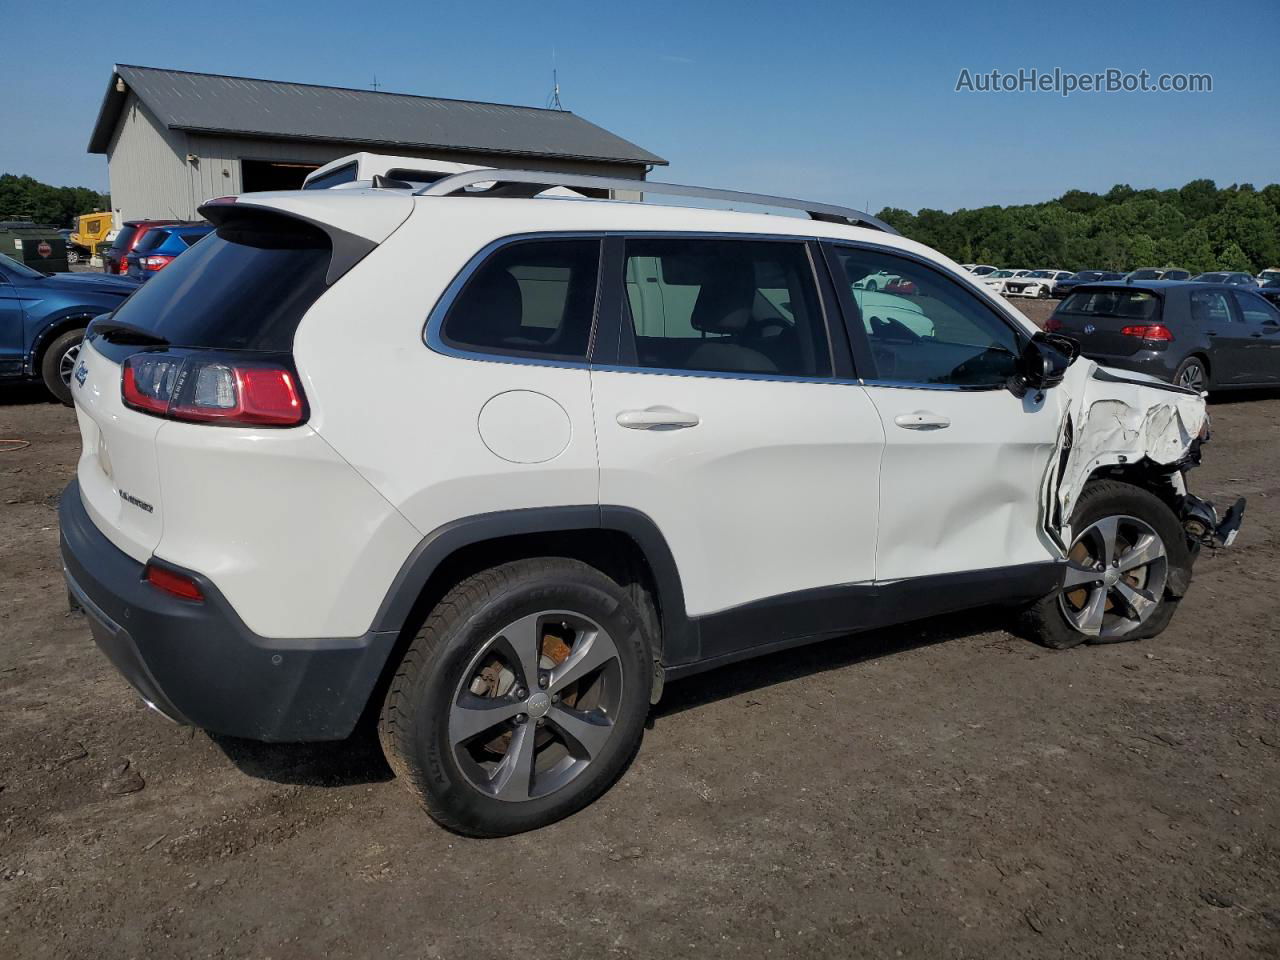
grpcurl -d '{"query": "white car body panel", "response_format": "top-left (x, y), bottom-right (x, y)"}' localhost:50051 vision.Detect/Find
top-left (71, 183), bottom-right (1213, 651)
top-left (591, 371), bottom-right (884, 616)
top-left (865, 382), bottom-right (1066, 581)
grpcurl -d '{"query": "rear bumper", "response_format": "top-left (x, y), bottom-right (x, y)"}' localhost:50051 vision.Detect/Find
top-left (59, 479), bottom-right (399, 742)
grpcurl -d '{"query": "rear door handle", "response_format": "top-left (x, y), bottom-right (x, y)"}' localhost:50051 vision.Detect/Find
top-left (894, 411), bottom-right (951, 430)
top-left (617, 406), bottom-right (701, 430)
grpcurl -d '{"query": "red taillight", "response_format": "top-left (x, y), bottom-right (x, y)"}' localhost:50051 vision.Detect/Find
top-left (117, 258), bottom-right (130, 274)
top-left (1044, 316), bottom-right (1063, 333)
top-left (142, 255), bottom-right (174, 271)
top-left (145, 563), bottom-right (204, 602)
top-left (122, 354), bottom-right (306, 426)
top-left (1120, 324), bottom-right (1173, 341)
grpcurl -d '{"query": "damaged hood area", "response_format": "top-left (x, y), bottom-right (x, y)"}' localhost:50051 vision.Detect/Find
top-left (1047, 360), bottom-right (1207, 543)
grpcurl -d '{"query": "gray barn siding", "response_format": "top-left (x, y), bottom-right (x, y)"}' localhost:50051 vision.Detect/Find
top-left (110, 122), bottom-right (647, 221)
top-left (106, 95), bottom-right (195, 222)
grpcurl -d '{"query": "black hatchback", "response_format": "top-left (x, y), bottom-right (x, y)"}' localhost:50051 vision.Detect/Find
top-left (1045, 281), bottom-right (1280, 392)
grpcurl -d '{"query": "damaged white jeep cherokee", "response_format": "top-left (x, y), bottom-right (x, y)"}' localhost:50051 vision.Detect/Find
top-left (60, 170), bottom-right (1245, 836)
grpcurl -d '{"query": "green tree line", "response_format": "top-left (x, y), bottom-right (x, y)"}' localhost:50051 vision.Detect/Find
top-left (0, 173), bottom-right (110, 227)
top-left (878, 179), bottom-right (1280, 275)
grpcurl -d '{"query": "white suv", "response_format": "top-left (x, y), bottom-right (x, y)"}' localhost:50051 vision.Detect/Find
top-left (60, 169), bottom-right (1244, 836)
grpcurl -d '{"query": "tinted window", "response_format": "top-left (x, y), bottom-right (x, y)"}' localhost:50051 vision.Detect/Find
top-left (1189, 289), bottom-right (1232, 325)
top-left (442, 239), bottom-right (599, 360)
top-left (1233, 291), bottom-right (1280, 325)
top-left (105, 211), bottom-right (331, 350)
top-left (109, 224), bottom-right (139, 252)
top-left (622, 238), bottom-right (830, 378)
top-left (833, 248), bottom-right (1023, 387)
top-left (134, 230), bottom-right (169, 253)
top-left (1059, 289), bottom-right (1161, 320)
top-left (0, 252), bottom-right (45, 280)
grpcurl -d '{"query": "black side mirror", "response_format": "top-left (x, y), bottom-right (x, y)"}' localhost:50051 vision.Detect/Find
top-left (1009, 335), bottom-right (1072, 397)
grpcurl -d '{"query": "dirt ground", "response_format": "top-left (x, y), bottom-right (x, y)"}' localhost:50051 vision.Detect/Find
top-left (1, 336), bottom-right (1278, 959)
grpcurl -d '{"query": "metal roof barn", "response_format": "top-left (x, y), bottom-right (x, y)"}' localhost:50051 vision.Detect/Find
top-left (88, 65), bottom-right (666, 223)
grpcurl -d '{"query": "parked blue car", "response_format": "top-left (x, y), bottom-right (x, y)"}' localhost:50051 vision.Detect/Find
top-left (0, 253), bottom-right (139, 404)
top-left (125, 224), bottom-right (214, 281)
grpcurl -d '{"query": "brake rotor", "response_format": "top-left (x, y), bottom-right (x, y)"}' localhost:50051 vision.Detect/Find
top-left (474, 623), bottom-right (581, 756)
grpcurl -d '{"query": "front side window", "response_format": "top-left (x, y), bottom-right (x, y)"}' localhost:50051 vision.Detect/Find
top-left (441, 238), bottom-right (600, 360)
top-left (1233, 291), bottom-right (1280, 325)
top-left (832, 247), bottom-right (1024, 387)
top-left (621, 238), bottom-right (830, 378)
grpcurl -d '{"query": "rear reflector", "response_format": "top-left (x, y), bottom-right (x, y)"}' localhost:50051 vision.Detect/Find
top-left (123, 353), bottom-right (306, 426)
top-left (1120, 324), bottom-right (1174, 341)
top-left (145, 563), bottom-right (204, 601)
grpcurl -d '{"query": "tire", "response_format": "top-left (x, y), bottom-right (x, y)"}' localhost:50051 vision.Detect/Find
top-left (39, 327), bottom-right (86, 406)
top-left (866, 280), bottom-right (878, 291)
top-left (1173, 355), bottom-right (1208, 394)
top-left (378, 558), bottom-right (653, 836)
top-left (1037, 285), bottom-right (1049, 299)
top-left (1021, 480), bottom-right (1191, 650)
top-left (66, 248), bottom-right (81, 265)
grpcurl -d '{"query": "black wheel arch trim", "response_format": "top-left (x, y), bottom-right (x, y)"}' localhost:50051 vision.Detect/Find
top-left (29, 313), bottom-right (98, 374)
top-left (369, 505), bottom-right (698, 664)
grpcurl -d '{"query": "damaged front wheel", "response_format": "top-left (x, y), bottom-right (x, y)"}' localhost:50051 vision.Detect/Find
top-left (1022, 480), bottom-right (1192, 649)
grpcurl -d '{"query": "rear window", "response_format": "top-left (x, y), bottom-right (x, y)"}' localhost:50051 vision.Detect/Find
top-left (106, 211), bottom-right (332, 350)
top-left (1059, 289), bottom-right (1161, 320)
top-left (109, 225), bottom-right (139, 252)
top-left (134, 230), bottom-right (169, 253)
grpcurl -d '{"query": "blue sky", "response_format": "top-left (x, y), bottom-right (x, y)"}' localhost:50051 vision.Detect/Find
top-left (2, 0), bottom-right (1275, 212)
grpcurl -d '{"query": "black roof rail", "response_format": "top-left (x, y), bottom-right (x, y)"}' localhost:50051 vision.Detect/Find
top-left (415, 169), bottom-right (899, 234)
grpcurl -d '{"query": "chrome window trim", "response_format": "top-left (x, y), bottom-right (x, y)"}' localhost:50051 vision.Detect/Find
top-left (424, 230), bottom-right (854, 384)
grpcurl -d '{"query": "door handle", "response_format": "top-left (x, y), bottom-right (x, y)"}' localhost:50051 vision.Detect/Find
top-left (894, 411), bottom-right (951, 430)
top-left (616, 406), bottom-right (700, 430)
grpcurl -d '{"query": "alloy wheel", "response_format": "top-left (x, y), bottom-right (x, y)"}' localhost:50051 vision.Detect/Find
top-left (1177, 361), bottom-right (1206, 392)
top-left (448, 611), bottom-right (623, 802)
top-left (1059, 515), bottom-right (1168, 639)
top-left (58, 341), bottom-right (81, 386)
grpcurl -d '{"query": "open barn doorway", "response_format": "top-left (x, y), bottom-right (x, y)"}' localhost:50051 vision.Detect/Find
top-left (241, 159), bottom-right (321, 192)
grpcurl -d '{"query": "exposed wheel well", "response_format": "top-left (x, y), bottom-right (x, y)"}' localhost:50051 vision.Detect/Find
top-left (364, 528), bottom-right (665, 725)
top-left (1083, 460), bottom-right (1185, 519)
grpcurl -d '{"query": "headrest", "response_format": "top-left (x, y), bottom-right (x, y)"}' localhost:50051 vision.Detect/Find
top-left (456, 269), bottom-right (523, 343)
top-left (689, 258), bottom-right (758, 334)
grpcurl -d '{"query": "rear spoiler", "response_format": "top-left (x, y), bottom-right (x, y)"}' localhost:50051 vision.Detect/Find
top-left (199, 194), bottom-right (411, 285)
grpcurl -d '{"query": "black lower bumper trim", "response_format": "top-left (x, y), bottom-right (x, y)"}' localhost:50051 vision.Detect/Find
top-left (59, 479), bottom-right (398, 742)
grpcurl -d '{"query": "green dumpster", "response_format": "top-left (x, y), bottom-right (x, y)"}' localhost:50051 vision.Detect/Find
top-left (0, 221), bottom-right (71, 273)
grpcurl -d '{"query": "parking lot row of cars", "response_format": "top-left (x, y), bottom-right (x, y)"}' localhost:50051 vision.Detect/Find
top-left (960, 263), bottom-right (1278, 299)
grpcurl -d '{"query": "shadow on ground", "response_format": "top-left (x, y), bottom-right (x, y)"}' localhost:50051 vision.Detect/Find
top-left (210, 724), bottom-right (393, 788)
top-left (655, 607), bottom-right (1012, 718)
top-left (207, 609), bottom-right (1014, 786)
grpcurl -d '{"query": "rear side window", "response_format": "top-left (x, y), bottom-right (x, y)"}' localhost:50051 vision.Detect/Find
top-left (106, 211), bottom-right (332, 350)
top-left (1060, 289), bottom-right (1161, 320)
top-left (1189, 289), bottom-right (1232, 325)
top-left (441, 239), bottom-right (600, 360)
top-left (621, 238), bottom-right (830, 378)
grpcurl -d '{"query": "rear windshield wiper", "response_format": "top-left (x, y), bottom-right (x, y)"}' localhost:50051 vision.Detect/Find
top-left (90, 319), bottom-right (170, 346)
